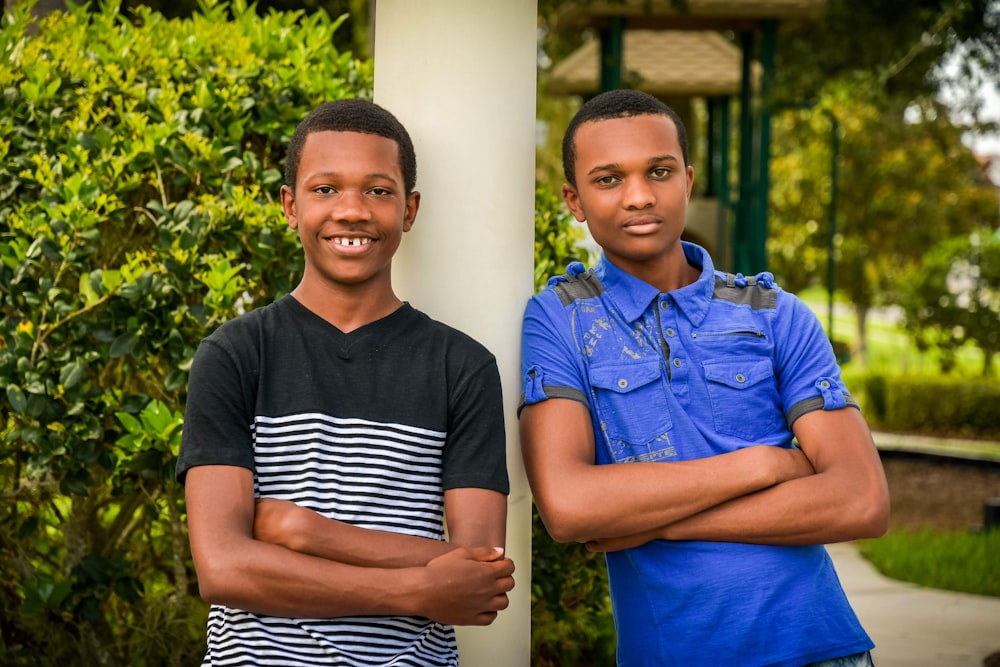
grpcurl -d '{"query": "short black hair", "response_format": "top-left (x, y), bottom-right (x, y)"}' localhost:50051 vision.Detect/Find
top-left (562, 89), bottom-right (688, 187)
top-left (284, 98), bottom-right (417, 195)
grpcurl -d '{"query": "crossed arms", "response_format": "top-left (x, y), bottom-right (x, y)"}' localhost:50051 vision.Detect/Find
top-left (519, 398), bottom-right (889, 552)
top-left (185, 465), bottom-right (513, 624)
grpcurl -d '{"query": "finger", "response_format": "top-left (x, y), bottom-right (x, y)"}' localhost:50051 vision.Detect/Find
top-left (474, 611), bottom-right (499, 626)
top-left (489, 557), bottom-right (515, 576)
top-left (491, 592), bottom-right (511, 611)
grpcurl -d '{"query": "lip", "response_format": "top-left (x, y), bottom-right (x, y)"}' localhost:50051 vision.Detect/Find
top-left (621, 215), bottom-right (662, 234)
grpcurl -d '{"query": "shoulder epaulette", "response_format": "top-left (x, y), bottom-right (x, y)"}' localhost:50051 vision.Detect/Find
top-left (551, 262), bottom-right (605, 306)
top-left (713, 271), bottom-right (777, 310)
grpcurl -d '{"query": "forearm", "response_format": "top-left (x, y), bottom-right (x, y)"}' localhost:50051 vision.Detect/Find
top-left (196, 531), bottom-right (428, 618)
top-left (591, 411), bottom-right (891, 551)
top-left (534, 445), bottom-right (809, 543)
top-left (521, 399), bottom-right (812, 543)
top-left (662, 468), bottom-right (888, 545)
top-left (255, 499), bottom-right (454, 568)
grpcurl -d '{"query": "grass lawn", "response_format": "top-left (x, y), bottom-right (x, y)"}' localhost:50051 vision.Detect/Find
top-left (858, 529), bottom-right (1000, 597)
top-left (797, 286), bottom-right (999, 378)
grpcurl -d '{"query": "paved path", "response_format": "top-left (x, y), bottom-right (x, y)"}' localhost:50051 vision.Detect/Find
top-left (828, 542), bottom-right (1000, 667)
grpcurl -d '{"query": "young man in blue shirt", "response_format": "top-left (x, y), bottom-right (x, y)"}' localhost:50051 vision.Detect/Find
top-left (519, 89), bottom-right (889, 666)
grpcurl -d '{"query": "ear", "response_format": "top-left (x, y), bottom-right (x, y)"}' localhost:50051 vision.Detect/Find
top-left (685, 165), bottom-right (695, 201)
top-left (402, 191), bottom-right (420, 232)
top-left (280, 185), bottom-right (298, 229)
top-left (562, 183), bottom-right (586, 222)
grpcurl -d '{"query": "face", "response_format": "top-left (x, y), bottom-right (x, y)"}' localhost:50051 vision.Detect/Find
top-left (281, 130), bottom-right (419, 293)
top-left (563, 114), bottom-right (693, 279)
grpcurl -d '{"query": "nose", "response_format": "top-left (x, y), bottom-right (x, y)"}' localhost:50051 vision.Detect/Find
top-left (333, 189), bottom-right (371, 223)
top-left (622, 176), bottom-right (655, 210)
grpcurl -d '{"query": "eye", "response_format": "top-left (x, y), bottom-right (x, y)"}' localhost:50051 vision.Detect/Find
top-left (595, 175), bottom-right (620, 186)
top-left (314, 185), bottom-right (336, 195)
top-left (368, 187), bottom-right (393, 196)
top-left (650, 167), bottom-right (671, 179)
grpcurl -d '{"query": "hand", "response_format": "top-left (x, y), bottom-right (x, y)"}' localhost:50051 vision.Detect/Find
top-left (419, 547), bottom-right (515, 626)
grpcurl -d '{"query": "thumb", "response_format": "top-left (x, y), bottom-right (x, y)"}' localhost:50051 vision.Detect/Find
top-left (466, 546), bottom-right (506, 562)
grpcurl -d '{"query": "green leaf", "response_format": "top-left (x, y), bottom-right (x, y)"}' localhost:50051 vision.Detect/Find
top-left (115, 411), bottom-right (142, 433)
top-left (59, 359), bottom-right (85, 389)
top-left (6, 385), bottom-right (27, 412)
top-left (109, 330), bottom-right (139, 358)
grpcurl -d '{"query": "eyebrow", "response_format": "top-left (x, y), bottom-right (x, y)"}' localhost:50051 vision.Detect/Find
top-left (586, 155), bottom-right (679, 176)
top-left (303, 171), bottom-right (401, 183)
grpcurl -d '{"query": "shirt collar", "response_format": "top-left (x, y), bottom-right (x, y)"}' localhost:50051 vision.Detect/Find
top-left (595, 242), bottom-right (716, 326)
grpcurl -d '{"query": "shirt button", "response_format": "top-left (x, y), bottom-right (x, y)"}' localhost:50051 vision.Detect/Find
top-left (820, 380), bottom-right (831, 389)
top-left (617, 378), bottom-right (628, 389)
top-left (660, 300), bottom-right (669, 310)
top-left (665, 328), bottom-right (676, 337)
top-left (736, 373), bottom-right (746, 383)
top-left (673, 358), bottom-right (682, 368)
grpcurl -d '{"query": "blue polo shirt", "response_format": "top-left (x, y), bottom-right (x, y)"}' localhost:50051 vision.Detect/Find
top-left (520, 242), bottom-right (872, 666)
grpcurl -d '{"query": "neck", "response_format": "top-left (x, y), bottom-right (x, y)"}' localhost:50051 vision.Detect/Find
top-left (615, 245), bottom-right (701, 293)
top-left (291, 280), bottom-right (403, 333)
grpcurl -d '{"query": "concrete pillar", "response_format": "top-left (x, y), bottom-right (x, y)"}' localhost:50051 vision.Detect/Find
top-left (373, 2), bottom-right (536, 665)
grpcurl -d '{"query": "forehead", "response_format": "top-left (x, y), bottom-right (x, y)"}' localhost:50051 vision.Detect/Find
top-left (573, 114), bottom-right (681, 169)
top-left (298, 130), bottom-right (402, 179)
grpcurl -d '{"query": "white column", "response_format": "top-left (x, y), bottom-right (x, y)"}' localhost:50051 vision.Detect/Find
top-left (374, 2), bottom-right (536, 666)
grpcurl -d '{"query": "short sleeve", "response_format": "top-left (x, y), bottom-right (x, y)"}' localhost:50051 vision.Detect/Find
top-left (441, 356), bottom-right (509, 495)
top-left (175, 335), bottom-right (257, 484)
top-left (518, 293), bottom-right (590, 416)
top-left (774, 293), bottom-right (859, 425)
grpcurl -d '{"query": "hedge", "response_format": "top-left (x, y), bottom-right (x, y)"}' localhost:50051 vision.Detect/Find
top-left (855, 374), bottom-right (1000, 439)
top-left (0, 2), bottom-right (371, 664)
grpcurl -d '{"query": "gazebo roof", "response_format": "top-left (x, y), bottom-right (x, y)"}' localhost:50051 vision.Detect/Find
top-left (546, 30), bottom-right (755, 97)
top-left (555, 0), bottom-right (826, 32)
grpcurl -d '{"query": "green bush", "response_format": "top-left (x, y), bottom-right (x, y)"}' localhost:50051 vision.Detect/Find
top-left (849, 373), bottom-right (1000, 438)
top-left (0, 2), bottom-right (371, 664)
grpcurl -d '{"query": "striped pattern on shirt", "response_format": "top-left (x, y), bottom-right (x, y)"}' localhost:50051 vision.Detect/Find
top-left (201, 412), bottom-right (457, 667)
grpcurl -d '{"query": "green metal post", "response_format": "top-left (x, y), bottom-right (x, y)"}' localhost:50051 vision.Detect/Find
top-left (822, 109), bottom-right (840, 341)
top-left (755, 19), bottom-right (777, 272)
top-left (708, 96), bottom-right (733, 271)
top-left (599, 16), bottom-right (625, 92)
top-left (735, 30), bottom-right (755, 274)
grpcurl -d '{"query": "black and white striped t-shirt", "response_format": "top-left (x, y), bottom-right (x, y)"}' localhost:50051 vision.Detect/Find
top-left (177, 296), bottom-right (509, 666)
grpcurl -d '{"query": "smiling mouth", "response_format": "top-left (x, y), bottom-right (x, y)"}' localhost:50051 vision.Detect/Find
top-left (332, 237), bottom-right (373, 247)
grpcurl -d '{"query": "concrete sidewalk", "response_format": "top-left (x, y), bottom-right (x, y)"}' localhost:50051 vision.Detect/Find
top-left (828, 542), bottom-right (1000, 667)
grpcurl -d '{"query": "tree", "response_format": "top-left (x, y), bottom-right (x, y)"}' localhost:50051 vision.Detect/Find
top-left (768, 80), bottom-right (999, 360)
top-left (0, 2), bottom-right (371, 663)
top-left (897, 229), bottom-right (1000, 376)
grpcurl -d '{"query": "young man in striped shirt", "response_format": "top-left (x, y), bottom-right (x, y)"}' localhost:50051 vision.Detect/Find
top-left (178, 98), bottom-right (514, 666)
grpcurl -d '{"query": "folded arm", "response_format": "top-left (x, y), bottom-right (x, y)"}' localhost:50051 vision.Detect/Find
top-left (186, 465), bottom-right (513, 624)
top-left (588, 407), bottom-right (890, 551)
top-left (519, 398), bottom-right (814, 544)
top-left (253, 497), bottom-right (455, 568)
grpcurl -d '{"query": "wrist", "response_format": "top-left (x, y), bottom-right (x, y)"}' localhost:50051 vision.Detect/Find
top-left (396, 567), bottom-right (432, 618)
